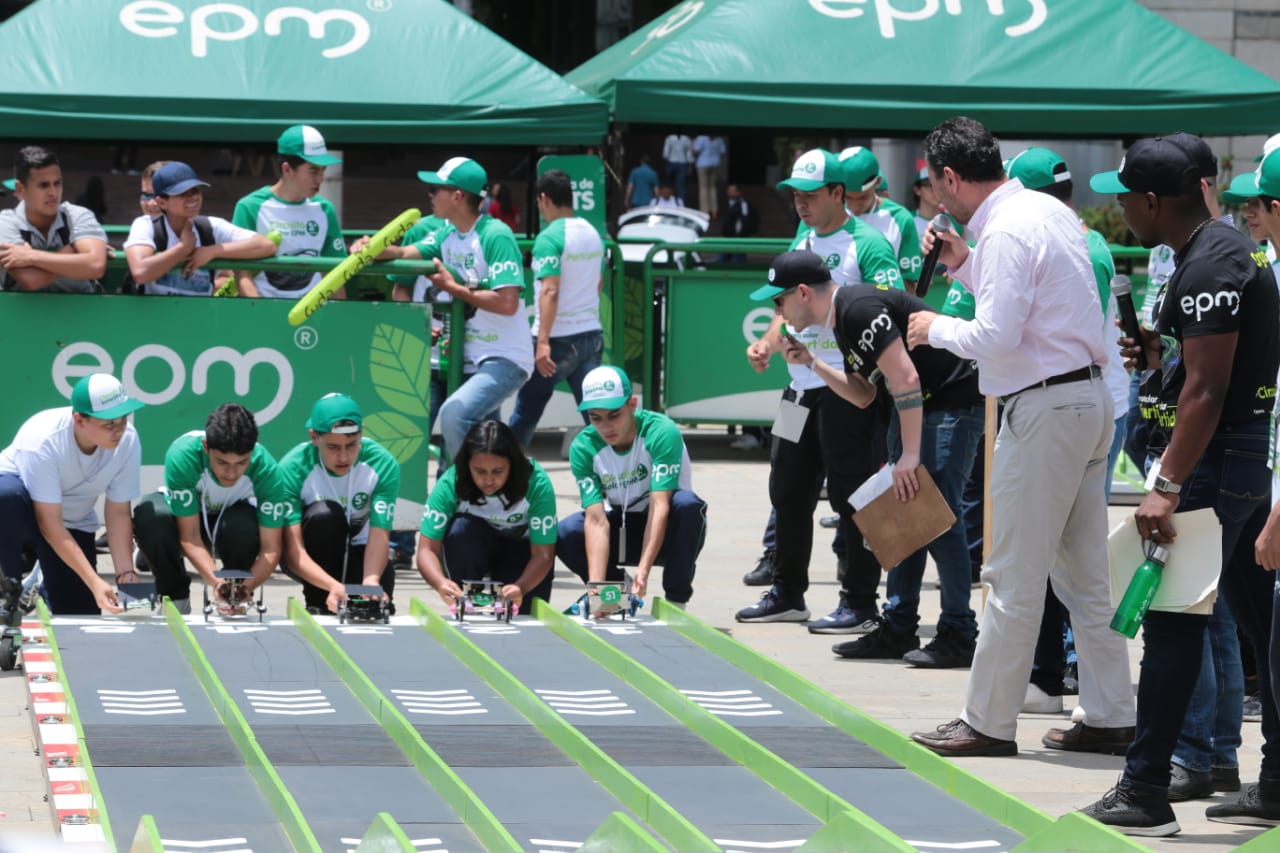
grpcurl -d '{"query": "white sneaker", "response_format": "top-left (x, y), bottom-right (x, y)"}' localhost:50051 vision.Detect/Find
top-left (1022, 683), bottom-right (1064, 714)
top-left (1071, 704), bottom-right (1087, 724)
top-left (729, 434), bottom-right (762, 451)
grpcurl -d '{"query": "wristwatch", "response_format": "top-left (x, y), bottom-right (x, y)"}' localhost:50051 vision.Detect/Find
top-left (1152, 474), bottom-right (1182, 496)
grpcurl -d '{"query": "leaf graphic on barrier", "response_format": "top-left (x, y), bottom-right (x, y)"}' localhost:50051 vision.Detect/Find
top-left (362, 411), bottom-right (424, 464)
top-left (370, 324), bottom-right (432, 417)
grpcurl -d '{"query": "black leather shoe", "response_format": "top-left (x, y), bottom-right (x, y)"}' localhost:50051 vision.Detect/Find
top-left (1168, 764), bottom-right (1214, 802)
top-left (742, 550), bottom-right (775, 586)
top-left (1042, 721), bottom-right (1134, 755)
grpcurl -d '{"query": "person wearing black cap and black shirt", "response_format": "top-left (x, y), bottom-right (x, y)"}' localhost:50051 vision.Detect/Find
top-left (1075, 134), bottom-right (1280, 835)
top-left (768, 250), bottom-right (984, 668)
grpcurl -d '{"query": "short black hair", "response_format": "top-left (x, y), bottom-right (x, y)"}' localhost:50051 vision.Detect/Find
top-left (16, 146), bottom-right (58, 184)
top-left (276, 154), bottom-right (309, 175)
top-left (537, 169), bottom-right (573, 208)
top-left (205, 403), bottom-right (258, 455)
top-left (923, 117), bottom-right (1005, 184)
top-left (824, 181), bottom-right (846, 202)
top-left (454, 420), bottom-right (533, 509)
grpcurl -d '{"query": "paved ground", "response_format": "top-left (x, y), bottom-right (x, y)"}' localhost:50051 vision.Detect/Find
top-left (0, 427), bottom-right (1271, 851)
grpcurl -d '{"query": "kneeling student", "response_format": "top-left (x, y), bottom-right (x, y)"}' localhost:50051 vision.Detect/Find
top-left (416, 420), bottom-right (556, 615)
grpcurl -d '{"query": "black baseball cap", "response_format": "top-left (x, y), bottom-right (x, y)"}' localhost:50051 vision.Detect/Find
top-left (751, 251), bottom-right (832, 301)
top-left (1090, 133), bottom-right (1214, 197)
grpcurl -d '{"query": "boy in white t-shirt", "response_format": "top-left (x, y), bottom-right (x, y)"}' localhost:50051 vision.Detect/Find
top-left (0, 374), bottom-right (144, 614)
top-left (123, 162), bottom-right (276, 296)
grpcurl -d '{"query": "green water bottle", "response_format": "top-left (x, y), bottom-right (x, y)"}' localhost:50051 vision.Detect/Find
top-left (1110, 544), bottom-right (1169, 638)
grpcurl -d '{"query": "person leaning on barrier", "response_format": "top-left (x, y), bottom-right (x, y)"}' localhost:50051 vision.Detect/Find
top-left (0, 145), bottom-right (107, 293)
top-left (507, 169), bottom-right (606, 449)
top-left (276, 394), bottom-right (401, 614)
top-left (231, 125), bottom-right (346, 300)
top-left (416, 420), bottom-right (557, 616)
top-left (557, 366), bottom-right (706, 606)
top-left (133, 403), bottom-right (286, 616)
top-left (123, 161), bottom-right (275, 297)
top-left (0, 374), bottom-right (144, 615)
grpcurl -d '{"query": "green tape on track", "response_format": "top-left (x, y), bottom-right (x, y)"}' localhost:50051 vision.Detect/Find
top-left (579, 811), bottom-right (670, 853)
top-left (409, 597), bottom-right (706, 852)
top-left (164, 601), bottom-right (323, 852)
top-left (36, 600), bottom-right (117, 851)
top-left (355, 811), bottom-right (416, 852)
top-left (1214, 821), bottom-right (1278, 852)
top-left (651, 598), bottom-right (1059, 840)
top-left (1009, 812), bottom-right (1160, 852)
top-left (532, 599), bottom-right (913, 851)
top-left (129, 815), bottom-right (164, 851)
top-left (288, 599), bottom-right (521, 852)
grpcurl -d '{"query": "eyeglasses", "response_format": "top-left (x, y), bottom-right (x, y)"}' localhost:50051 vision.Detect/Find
top-left (771, 288), bottom-right (797, 308)
top-left (139, 192), bottom-right (156, 201)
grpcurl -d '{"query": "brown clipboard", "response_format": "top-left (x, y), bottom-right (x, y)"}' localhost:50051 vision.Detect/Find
top-left (851, 465), bottom-right (957, 571)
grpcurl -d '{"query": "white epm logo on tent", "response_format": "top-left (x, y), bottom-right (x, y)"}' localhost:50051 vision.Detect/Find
top-left (119, 2), bottom-right (373, 59)
top-left (808, 0), bottom-right (1047, 39)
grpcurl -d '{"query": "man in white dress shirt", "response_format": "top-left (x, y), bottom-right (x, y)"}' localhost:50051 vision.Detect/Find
top-left (903, 116), bottom-right (1135, 757)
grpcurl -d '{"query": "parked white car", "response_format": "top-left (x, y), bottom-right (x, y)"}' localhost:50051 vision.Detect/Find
top-left (616, 205), bottom-right (709, 268)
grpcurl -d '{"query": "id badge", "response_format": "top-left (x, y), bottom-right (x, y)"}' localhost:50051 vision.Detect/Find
top-left (772, 397), bottom-right (809, 443)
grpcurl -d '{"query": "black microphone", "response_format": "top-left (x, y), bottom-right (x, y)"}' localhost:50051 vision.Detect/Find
top-left (916, 212), bottom-right (953, 299)
top-left (1112, 274), bottom-right (1147, 371)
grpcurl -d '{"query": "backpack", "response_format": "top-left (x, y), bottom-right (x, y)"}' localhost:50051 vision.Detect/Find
top-left (0, 215), bottom-right (77, 291)
top-left (120, 215), bottom-right (215, 294)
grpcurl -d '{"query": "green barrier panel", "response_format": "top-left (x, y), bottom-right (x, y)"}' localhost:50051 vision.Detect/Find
top-left (650, 598), bottom-right (1053, 839)
top-left (408, 598), bottom-right (719, 853)
top-left (128, 815), bottom-right (163, 853)
top-left (1235, 823), bottom-right (1280, 851)
top-left (288, 600), bottom-right (522, 852)
top-left (578, 811), bottom-right (670, 853)
top-left (531, 599), bottom-right (913, 849)
top-left (1009, 812), bottom-right (1155, 852)
top-left (164, 600), bottom-right (323, 852)
top-left (355, 812), bottom-right (416, 852)
top-left (796, 810), bottom-right (945, 853)
top-left (36, 600), bottom-right (117, 850)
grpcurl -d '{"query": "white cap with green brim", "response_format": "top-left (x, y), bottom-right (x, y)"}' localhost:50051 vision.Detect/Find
top-left (71, 374), bottom-right (144, 419)
top-left (417, 157), bottom-right (488, 196)
top-left (777, 149), bottom-right (842, 192)
top-left (838, 146), bottom-right (881, 192)
top-left (578, 365), bottom-right (633, 412)
top-left (1223, 148), bottom-right (1280, 204)
top-left (277, 125), bottom-right (341, 166)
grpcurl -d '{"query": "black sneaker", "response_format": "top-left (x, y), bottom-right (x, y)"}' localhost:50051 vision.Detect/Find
top-left (832, 624), bottom-right (919, 660)
top-left (1212, 767), bottom-right (1241, 792)
top-left (1205, 782), bottom-right (1280, 827)
top-left (735, 587), bottom-right (809, 623)
top-left (902, 624), bottom-right (976, 669)
top-left (742, 550), bottom-right (776, 586)
top-left (1080, 780), bottom-right (1179, 837)
top-left (1168, 763), bottom-right (1214, 802)
top-left (1243, 693), bottom-right (1263, 722)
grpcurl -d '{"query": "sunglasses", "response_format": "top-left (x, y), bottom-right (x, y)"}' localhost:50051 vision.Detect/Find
top-left (771, 287), bottom-right (797, 308)
top-left (139, 192), bottom-right (156, 201)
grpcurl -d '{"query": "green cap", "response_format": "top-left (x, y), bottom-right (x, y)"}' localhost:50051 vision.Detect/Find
top-left (876, 173), bottom-right (888, 192)
top-left (307, 392), bottom-right (362, 434)
top-left (1, 178), bottom-right (14, 192)
top-left (277, 125), bottom-right (342, 166)
top-left (914, 166), bottom-right (930, 184)
top-left (1254, 132), bottom-right (1280, 164)
top-left (838, 146), bottom-right (881, 192)
top-left (1005, 147), bottom-right (1071, 191)
top-left (418, 157), bottom-right (488, 195)
top-left (578, 365), bottom-right (633, 412)
top-left (1223, 148), bottom-right (1280, 204)
top-left (777, 149), bottom-right (843, 192)
top-left (70, 374), bottom-right (144, 419)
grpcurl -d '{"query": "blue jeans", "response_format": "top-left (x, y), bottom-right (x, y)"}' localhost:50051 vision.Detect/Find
top-left (0, 473), bottom-right (99, 614)
top-left (508, 330), bottom-right (603, 448)
top-left (1173, 593), bottom-right (1243, 772)
top-left (557, 490), bottom-right (707, 604)
top-left (882, 406), bottom-right (983, 639)
top-left (438, 357), bottom-right (528, 459)
top-left (1125, 422), bottom-right (1277, 790)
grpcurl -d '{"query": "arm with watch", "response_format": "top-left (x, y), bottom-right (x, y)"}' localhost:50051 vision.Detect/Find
top-left (1131, 330), bottom-right (1238, 545)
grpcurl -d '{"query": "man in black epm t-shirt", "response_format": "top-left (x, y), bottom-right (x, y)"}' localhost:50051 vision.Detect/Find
top-left (769, 250), bottom-right (984, 669)
top-left (1081, 134), bottom-right (1280, 835)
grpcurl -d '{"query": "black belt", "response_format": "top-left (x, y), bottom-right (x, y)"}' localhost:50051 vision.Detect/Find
top-left (1002, 365), bottom-right (1101, 403)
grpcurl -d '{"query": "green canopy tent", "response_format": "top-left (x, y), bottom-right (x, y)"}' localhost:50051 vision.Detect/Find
top-left (0, 0), bottom-right (606, 144)
top-left (567, 0), bottom-right (1280, 136)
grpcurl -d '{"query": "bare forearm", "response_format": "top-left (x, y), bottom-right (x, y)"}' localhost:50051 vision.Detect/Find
top-left (637, 501), bottom-right (669, 573)
top-left (362, 529), bottom-right (390, 586)
top-left (585, 512), bottom-right (611, 582)
top-left (812, 359), bottom-right (875, 407)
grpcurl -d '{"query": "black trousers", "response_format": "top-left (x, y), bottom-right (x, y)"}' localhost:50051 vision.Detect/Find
top-left (287, 500), bottom-right (395, 611)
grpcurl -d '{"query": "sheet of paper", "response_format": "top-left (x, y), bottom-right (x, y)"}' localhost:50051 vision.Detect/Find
top-left (1108, 507), bottom-right (1221, 615)
top-left (850, 465), bottom-right (894, 512)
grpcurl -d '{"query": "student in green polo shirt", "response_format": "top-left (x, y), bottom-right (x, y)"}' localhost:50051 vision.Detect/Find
top-left (840, 146), bottom-right (923, 292)
top-left (133, 403), bottom-right (286, 614)
top-left (416, 420), bottom-right (557, 615)
top-left (232, 125), bottom-right (346, 300)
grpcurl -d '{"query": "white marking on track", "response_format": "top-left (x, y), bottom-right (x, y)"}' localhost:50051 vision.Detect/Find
top-left (682, 688), bottom-right (782, 717)
top-left (905, 842), bottom-right (1002, 850)
top-left (536, 688), bottom-right (635, 716)
top-left (160, 838), bottom-right (251, 850)
top-left (392, 688), bottom-right (488, 715)
top-left (712, 840), bottom-right (804, 850)
top-left (243, 688), bottom-right (333, 715)
top-left (97, 689), bottom-right (186, 716)
top-left (530, 839), bottom-right (582, 850)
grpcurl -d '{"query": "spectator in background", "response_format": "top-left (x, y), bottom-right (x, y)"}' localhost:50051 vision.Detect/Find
top-left (138, 161), bottom-right (167, 219)
top-left (0, 146), bottom-right (108, 293)
top-left (626, 155), bottom-right (660, 209)
top-left (721, 183), bottom-right (758, 264)
top-left (692, 133), bottom-right (726, 218)
top-left (484, 182), bottom-right (520, 231)
top-left (654, 183), bottom-right (684, 208)
top-left (662, 131), bottom-right (693, 205)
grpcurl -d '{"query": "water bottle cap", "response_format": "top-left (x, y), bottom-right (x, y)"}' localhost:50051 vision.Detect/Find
top-left (1148, 544), bottom-right (1170, 563)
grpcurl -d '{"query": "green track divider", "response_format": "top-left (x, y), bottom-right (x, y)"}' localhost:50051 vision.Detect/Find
top-left (354, 811), bottom-right (416, 852)
top-left (579, 811), bottom-right (670, 853)
top-left (128, 815), bottom-right (163, 852)
top-left (288, 600), bottom-right (522, 852)
top-left (1234, 824), bottom-right (1280, 851)
top-left (1009, 812), bottom-right (1158, 852)
top-left (164, 601), bottom-right (323, 852)
top-left (409, 597), bottom-right (707, 852)
top-left (796, 811), bottom-right (941, 853)
top-left (652, 597), bottom-right (1063, 842)
top-left (532, 599), bottom-right (913, 851)
top-left (36, 600), bottom-right (117, 852)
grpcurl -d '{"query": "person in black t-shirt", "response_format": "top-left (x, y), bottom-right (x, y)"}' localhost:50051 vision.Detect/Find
top-left (1080, 135), bottom-right (1280, 835)
top-left (771, 250), bottom-right (984, 668)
